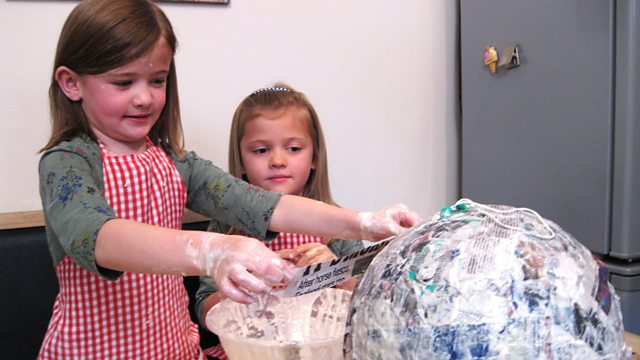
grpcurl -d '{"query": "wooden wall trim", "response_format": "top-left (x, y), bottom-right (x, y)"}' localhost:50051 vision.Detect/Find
top-left (0, 209), bottom-right (210, 230)
top-left (0, 211), bottom-right (44, 230)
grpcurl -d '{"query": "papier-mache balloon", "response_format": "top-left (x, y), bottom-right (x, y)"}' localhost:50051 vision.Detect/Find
top-left (345, 199), bottom-right (631, 360)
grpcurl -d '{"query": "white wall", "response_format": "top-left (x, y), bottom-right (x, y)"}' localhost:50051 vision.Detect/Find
top-left (0, 0), bottom-right (459, 219)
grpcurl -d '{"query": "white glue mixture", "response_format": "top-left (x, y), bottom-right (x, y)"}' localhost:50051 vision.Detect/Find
top-left (206, 288), bottom-right (351, 360)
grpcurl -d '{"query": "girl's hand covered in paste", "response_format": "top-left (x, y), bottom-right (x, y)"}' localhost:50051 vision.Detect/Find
top-left (196, 234), bottom-right (295, 304)
top-left (359, 204), bottom-right (422, 241)
top-left (277, 242), bottom-right (337, 268)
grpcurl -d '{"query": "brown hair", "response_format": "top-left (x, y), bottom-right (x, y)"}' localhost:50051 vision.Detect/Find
top-left (41, 0), bottom-right (184, 156)
top-left (229, 82), bottom-right (336, 206)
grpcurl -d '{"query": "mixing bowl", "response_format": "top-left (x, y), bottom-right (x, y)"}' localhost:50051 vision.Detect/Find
top-left (206, 288), bottom-right (352, 360)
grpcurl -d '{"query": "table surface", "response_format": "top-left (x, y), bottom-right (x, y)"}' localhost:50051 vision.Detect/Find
top-left (626, 332), bottom-right (640, 360)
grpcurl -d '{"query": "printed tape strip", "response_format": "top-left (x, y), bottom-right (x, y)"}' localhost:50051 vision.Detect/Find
top-left (279, 237), bottom-right (393, 297)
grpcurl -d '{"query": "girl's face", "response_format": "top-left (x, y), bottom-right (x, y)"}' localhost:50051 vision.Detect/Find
top-left (240, 106), bottom-right (315, 196)
top-left (75, 38), bottom-right (172, 155)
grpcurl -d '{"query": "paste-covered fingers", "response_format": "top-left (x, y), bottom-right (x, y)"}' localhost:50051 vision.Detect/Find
top-left (218, 259), bottom-right (292, 303)
top-left (293, 243), bottom-right (336, 267)
top-left (275, 248), bottom-right (298, 263)
top-left (358, 203), bottom-right (422, 241)
top-left (247, 250), bottom-right (295, 286)
top-left (391, 203), bottom-right (422, 227)
top-left (216, 272), bottom-right (260, 304)
top-left (200, 234), bottom-right (293, 303)
top-left (224, 242), bottom-right (294, 295)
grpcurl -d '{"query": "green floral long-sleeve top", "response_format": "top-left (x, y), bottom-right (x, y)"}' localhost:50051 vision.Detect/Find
top-left (39, 135), bottom-right (282, 280)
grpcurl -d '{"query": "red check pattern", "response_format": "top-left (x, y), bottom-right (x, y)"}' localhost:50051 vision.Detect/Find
top-left (203, 344), bottom-right (228, 359)
top-left (266, 232), bottom-right (324, 252)
top-left (38, 139), bottom-right (204, 359)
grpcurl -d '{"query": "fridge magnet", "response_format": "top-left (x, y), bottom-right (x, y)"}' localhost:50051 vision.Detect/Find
top-left (484, 45), bottom-right (498, 75)
top-left (498, 43), bottom-right (521, 70)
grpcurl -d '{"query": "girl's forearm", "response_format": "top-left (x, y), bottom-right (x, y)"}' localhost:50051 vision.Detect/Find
top-left (270, 195), bottom-right (422, 241)
top-left (269, 195), bottom-right (361, 239)
top-left (94, 218), bottom-right (294, 303)
top-left (95, 219), bottom-right (210, 276)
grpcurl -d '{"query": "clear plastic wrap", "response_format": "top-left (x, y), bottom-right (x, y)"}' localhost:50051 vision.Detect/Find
top-left (345, 199), bottom-right (631, 360)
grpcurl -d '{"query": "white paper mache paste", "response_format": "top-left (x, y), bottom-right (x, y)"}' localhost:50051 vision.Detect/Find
top-left (206, 288), bottom-right (351, 360)
top-left (344, 200), bottom-right (632, 360)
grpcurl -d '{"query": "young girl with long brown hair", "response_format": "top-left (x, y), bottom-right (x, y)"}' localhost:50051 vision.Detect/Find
top-left (39, 1), bottom-right (419, 358)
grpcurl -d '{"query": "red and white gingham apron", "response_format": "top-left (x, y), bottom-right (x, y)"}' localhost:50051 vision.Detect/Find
top-left (203, 232), bottom-right (323, 359)
top-left (266, 232), bottom-right (323, 252)
top-left (39, 139), bottom-right (204, 359)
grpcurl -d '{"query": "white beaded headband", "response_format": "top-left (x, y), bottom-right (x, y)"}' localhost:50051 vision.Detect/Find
top-left (250, 86), bottom-right (291, 96)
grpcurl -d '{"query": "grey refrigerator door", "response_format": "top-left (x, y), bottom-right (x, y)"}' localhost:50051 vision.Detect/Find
top-left (460, 0), bottom-right (615, 255)
top-left (612, 1), bottom-right (640, 259)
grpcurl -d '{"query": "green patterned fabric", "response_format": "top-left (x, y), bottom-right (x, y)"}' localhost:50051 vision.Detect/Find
top-left (38, 135), bottom-right (282, 279)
